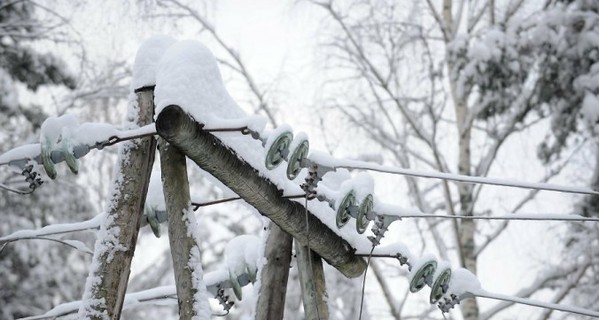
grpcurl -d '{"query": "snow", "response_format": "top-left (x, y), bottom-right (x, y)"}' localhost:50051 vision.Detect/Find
top-left (308, 150), bottom-right (340, 169)
top-left (189, 245), bottom-right (211, 320)
top-left (0, 213), bottom-right (104, 241)
top-left (62, 239), bottom-right (94, 255)
top-left (313, 168), bottom-right (352, 205)
top-left (0, 121), bottom-right (156, 168)
top-left (155, 40), bottom-right (245, 122)
top-left (71, 122), bottom-right (120, 146)
top-left (349, 172), bottom-right (374, 201)
top-left (373, 201), bottom-right (422, 217)
top-left (40, 114), bottom-right (79, 147)
top-left (447, 267), bottom-right (482, 297)
top-left (263, 124), bottom-right (292, 154)
top-left (153, 39), bottom-right (270, 134)
top-left (204, 269), bottom-right (230, 293)
top-left (124, 286), bottom-right (177, 308)
top-left (131, 35), bottom-right (176, 90)
top-left (182, 205), bottom-right (211, 320)
top-left (0, 143), bottom-right (41, 165)
top-left (20, 267), bottom-right (252, 320)
top-left (320, 168), bottom-right (352, 187)
top-left (315, 175), bottom-right (347, 204)
top-left (581, 93), bottom-right (599, 133)
top-left (288, 131), bottom-right (308, 152)
top-left (407, 253), bottom-right (437, 280)
top-left (19, 300), bottom-right (82, 320)
top-left (432, 260), bottom-right (451, 282)
top-left (225, 234), bottom-right (261, 283)
top-left (145, 173), bottom-right (166, 212)
top-left (204, 114), bottom-right (267, 133)
top-left (324, 156), bottom-right (599, 196)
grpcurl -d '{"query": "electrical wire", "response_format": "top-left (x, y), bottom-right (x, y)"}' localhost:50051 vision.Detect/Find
top-left (191, 194), bottom-right (305, 211)
top-left (0, 183), bottom-right (34, 195)
top-left (333, 159), bottom-right (599, 196)
top-left (0, 236), bottom-right (93, 257)
top-left (358, 246), bottom-right (375, 320)
top-left (4, 121), bottom-right (599, 319)
top-left (396, 213), bottom-right (599, 222)
top-left (474, 291), bottom-right (599, 318)
top-left (0, 124), bottom-right (252, 167)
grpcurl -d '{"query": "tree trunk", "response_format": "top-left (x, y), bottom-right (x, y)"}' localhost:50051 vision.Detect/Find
top-left (78, 88), bottom-right (156, 319)
top-left (296, 239), bottom-right (329, 320)
top-left (444, 0), bottom-right (480, 309)
top-left (159, 137), bottom-right (210, 319)
top-left (155, 104), bottom-right (366, 278)
top-left (457, 123), bottom-right (479, 320)
top-left (255, 222), bottom-right (293, 320)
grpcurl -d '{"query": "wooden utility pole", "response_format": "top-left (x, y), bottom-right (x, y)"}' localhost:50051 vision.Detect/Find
top-left (255, 223), bottom-right (293, 319)
top-left (78, 87), bottom-right (156, 319)
top-left (296, 240), bottom-right (329, 320)
top-left (155, 104), bottom-right (366, 278)
top-left (159, 135), bottom-right (209, 319)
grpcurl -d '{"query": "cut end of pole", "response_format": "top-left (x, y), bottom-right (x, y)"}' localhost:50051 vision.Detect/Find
top-left (156, 105), bottom-right (186, 139)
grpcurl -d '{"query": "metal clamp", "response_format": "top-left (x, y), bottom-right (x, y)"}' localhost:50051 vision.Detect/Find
top-left (437, 293), bottom-right (460, 313)
top-left (22, 164), bottom-right (44, 191)
top-left (368, 214), bottom-right (401, 246)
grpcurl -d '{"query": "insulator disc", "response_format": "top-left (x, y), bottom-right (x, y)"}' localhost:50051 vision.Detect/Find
top-left (61, 141), bottom-right (79, 174)
top-left (265, 131), bottom-right (293, 170)
top-left (41, 142), bottom-right (57, 180)
top-left (286, 139), bottom-right (309, 180)
top-left (409, 260), bottom-right (437, 293)
top-left (230, 274), bottom-right (243, 301)
top-left (356, 194), bottom-right (373, 234)
top-left (336, 190), bottom-right (356, 229)
top-left (430, 268), bottom-right (452, 304)
top-left (146, 209), bottom-right (161, 238)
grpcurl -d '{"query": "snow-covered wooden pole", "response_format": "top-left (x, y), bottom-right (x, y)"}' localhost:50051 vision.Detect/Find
top-left (255, 224), bottom-right (293, 319)
top-left (155, 104), bottom-right (367, 278)
top-left (78, 87), bottom-right (156, 319)
top-left (295, 240), bottom-right (330, 320)
top-left (159, 137), bottom-right (210, 319)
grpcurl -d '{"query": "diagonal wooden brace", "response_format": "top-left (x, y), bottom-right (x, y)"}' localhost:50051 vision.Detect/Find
top-left (156, 105), bottom-right (366, 278)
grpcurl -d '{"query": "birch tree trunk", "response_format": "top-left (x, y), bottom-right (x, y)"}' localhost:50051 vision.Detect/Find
top-left (442, 0), bottom-right (479, 317)
top-left (78, 88), bottom-right (156, 319)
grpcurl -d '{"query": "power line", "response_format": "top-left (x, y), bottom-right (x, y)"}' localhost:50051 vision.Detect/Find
top-left (330, 158), bottom-right (599, 196)
top-left (474, 290), bottom-right (599, 318)
top-left (396, 213), bottom-right (599, 222)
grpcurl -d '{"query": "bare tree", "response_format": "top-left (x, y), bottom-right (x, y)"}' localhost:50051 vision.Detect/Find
top-left (309, 0), bottom-right (597, 318)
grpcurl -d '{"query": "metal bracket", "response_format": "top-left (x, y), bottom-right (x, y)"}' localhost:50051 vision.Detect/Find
top-left (368, 214), bottom-right (401, 246)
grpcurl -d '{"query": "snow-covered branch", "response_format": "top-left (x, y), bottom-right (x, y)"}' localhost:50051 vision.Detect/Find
top-left (0, 213), bottom-right (104, 242)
